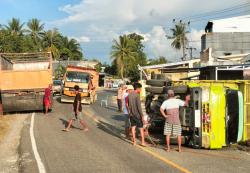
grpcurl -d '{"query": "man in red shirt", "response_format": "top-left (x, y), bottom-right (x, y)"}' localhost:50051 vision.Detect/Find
top-left (44, 84), bottom-right (52, 115)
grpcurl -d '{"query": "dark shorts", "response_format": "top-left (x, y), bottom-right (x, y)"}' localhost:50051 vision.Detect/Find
top-left (130, 116), bottom-right (143, 128)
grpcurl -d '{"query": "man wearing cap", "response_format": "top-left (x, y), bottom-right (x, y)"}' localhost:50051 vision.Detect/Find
top-left (123, 85), bottom-right (134, 137)
top-left (160, 89), bottom-right (190, 152)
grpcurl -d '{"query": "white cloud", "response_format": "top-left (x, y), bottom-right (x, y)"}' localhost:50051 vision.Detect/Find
top-left (187, 29), bottom-right (204, 49)
top-left (52, 0), bottom-right (244, 61)
top-left (71, 36), bottom-right (91, 43)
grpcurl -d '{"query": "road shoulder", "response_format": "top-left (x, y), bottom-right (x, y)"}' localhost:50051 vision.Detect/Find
top-left (0, 114), bottom-right (28, 173)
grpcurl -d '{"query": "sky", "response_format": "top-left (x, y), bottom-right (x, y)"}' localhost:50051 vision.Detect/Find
top-left (0, 0), bottom-right (249, 63)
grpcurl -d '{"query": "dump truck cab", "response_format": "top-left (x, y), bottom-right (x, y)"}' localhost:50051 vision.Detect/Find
top-left (61, 65), bottom-right (99, 104)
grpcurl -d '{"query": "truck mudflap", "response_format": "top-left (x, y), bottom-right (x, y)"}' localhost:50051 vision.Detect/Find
top-left (61, 94), bottom-right (91, 104)
top-left (1, 91), bottom-right (45, 112)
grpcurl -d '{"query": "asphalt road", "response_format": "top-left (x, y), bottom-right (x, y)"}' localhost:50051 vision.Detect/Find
top-left (19, 94), bottom-right (181, 173)
top-left (18, 89), bottom-right (250, 173)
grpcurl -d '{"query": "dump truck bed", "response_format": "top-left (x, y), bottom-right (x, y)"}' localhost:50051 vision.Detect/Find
top-left (0, 52), bottom-right (53, 113)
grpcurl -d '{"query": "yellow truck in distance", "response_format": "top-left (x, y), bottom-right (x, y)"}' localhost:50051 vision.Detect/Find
top-left (61, 65), bottom-right (99, 104)
top-left (0, 52), bottom-right (53, 113)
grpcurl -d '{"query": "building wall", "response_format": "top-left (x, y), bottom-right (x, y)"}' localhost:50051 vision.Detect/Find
top-left (201, 32), bottom-right (250, 56)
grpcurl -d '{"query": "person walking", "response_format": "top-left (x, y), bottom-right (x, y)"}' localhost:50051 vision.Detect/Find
top-left (160, 89), bottom-right (190, 152)
top-left (44, 84), bottom-right (52, 115)
top-left (123, 85), bottom-right (134, 138)
top-left (88, 75), bottom-right (96, 103)
top-left (117, 85), bottom-right (123, 112)
top-left (63, 85), bottom-right (89, 132)
top-left (127, 83), bottom-right (146, 146)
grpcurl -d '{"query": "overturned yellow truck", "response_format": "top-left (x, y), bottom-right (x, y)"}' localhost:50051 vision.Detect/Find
top-left (0, 52), bottom-right (53, 114)
top-left (145, 80), bottom-right (250, 149)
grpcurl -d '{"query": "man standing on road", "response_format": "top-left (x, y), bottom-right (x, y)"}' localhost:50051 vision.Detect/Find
top-left (44, 84), bottom-right (52, 116)
top-left (123, 85), bottom-right (134, 138)
top-left (117, 85), bottom-right (123, 112)
top-left (88, 75), bottom-right (96, 103)
top-left (160, 90), bottom-right (190, 152)
top-left (63, 85), bottom-right (89, 132)
top-left (127, 83), bottom-right (146, 146)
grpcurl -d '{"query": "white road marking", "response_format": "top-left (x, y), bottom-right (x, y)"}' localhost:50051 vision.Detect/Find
top-left (30, 113), bottom-right (46, 173)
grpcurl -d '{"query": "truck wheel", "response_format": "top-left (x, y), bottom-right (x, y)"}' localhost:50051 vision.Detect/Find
top-left (146, 79), bottom-right (169, 87)
top-left (156, 74), bottom-right (169, 80)
top-left (146, 87), bottom-right (164, 94)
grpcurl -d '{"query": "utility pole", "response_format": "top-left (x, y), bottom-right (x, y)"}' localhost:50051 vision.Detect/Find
top-left (186, 47), bottom-right (196, 59)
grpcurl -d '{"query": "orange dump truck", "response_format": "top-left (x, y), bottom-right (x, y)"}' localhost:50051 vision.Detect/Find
top-left (0, 52), bottom-right (53, 113)
top-left (61, 65), bottom-right (99, 104)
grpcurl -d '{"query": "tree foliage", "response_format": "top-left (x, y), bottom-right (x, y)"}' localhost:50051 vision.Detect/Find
top-left (0, 18), bottom-right (84, 60)
top-left (168, 22), bottom-right (188, 60)
top-left (148, 56), bottom-right (168, 65)
top-left (110, 33), bottom-right (147, 81)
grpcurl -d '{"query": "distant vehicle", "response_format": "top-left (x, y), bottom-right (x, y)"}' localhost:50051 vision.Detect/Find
top-left (61, 65), bottom-right (99, 104)
top-left (53, 80), bottom-right (62, 96)
top-left (112, 82), bottom-right (119, 88)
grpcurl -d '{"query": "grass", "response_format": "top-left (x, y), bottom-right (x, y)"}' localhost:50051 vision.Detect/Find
top-left (0, 115), bottom-right (15, 143)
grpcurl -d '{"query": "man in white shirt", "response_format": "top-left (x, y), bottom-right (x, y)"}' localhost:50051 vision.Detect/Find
top-left (160, 90), bottom-right (190, 152)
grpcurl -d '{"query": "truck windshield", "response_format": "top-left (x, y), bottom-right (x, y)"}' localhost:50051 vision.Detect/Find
top-left (66, 71), bottom-right (89, 83)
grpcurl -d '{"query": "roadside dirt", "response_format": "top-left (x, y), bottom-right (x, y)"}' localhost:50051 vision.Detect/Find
top-left (0, 114), bottom-right (28, 173)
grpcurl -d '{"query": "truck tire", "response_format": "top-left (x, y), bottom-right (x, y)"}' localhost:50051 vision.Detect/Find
top-left (156, 74), bottom-right (169, 80)
top-left (146, 79), bottom-right (169, 87)
top-left (146, 87), bottom-right (164, 94)
top-left (165, 85), bottom-right (188, 94)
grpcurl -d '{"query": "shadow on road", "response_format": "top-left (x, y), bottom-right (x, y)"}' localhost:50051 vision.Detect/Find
top-left (111, 114), bottom-right (125, 122)
top-left (96, 120), bottom-right (132, 145)
top-left (59, 118), bottom-right (82, 130)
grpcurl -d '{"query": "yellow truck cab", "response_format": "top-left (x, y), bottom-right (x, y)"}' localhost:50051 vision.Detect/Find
top-left (61, 65), bottom-right (99, 104)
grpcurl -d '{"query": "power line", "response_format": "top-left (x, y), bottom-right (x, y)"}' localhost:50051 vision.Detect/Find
top-left (190, 9), bottom-right (250, 23)
top-left (180, 1), bottom-right (250, 21)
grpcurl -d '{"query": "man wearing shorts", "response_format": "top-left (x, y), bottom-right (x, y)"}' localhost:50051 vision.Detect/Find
top-left (160, 90), bottom-right (189, 152)
top-left (63, 85), bottom-right (88, 132)
top-left (123, 85), bottom-right (134, 137)
top-left (127, 83), bottom-right (146, 146)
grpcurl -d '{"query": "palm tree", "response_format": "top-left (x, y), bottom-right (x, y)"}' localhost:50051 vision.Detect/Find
top-left (41, 28), bottom-right (61, 59)
top-left (168, 22), bottom-right (188, 60)
top-left (111, 35), bottom-right (136, 79)
top-left (27, 18), bottom-right (44, 48)
top-left (61, 36), bottom-right (83, 60)
top-left (4, 18), bottom-right (25, 35)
